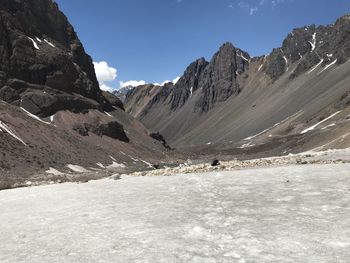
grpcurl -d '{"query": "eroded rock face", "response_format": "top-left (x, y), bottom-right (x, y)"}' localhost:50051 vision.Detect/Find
top-left (265, 15), bottom-right (350, 80)
top-left (73, 120), bottom-right (130, 142)
top-left (196, 43), bottom-right (249, 112)
top-left (0, 0), bottom-right (109, 116)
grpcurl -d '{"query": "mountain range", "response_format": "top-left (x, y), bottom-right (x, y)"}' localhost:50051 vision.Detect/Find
top-left (0, 0), bottom-right (174, 184)
top-left (0, 0), bottom-right (349, 185)
top-left (124, 14), bottom-right (350, 155)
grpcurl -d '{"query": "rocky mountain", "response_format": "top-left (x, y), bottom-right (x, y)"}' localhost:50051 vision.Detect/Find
top-left (113, 86), bottom-right (133, 102)
top-left (0, 0), bottom-right (177, 184)
top-left (125, 14), bottom-right (350, 153)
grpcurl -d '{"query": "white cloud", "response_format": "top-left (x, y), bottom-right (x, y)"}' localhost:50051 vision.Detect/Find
top-left (154, 76), bottom-right (181, 86)
top-left (99, 83), bottom-right (115, 92)
top-left (93, 61), bottom-right (118, 91)
top-left (249, 7), bottom-right (258, 15)
top-left (93, 61), bottom-right (117, 82)
top-left (172, 76), bottom-right (181, 84)
top-left (120, 80), bottom-right (147, 88)
top-left (235, 0), bottom-right (288, 15)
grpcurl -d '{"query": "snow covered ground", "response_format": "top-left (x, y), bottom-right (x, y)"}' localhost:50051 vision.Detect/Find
top-left (1, 164), bottom-right (350, 262)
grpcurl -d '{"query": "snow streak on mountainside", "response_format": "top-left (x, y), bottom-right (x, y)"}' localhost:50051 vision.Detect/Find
top-left (0, 0), bottom-right (175, 180)
top-left (125, 14), bottom-right (350, 152)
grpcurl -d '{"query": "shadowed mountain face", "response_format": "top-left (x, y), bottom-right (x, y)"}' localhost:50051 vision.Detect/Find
top-left (125, 14), bottom-right (350, 151)
top-left (0, 0), bottom-right (110, 117)
top-left (0, 0), bottom-right (176, 180)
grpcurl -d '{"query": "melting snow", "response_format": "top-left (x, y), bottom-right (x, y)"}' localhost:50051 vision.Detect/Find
top-left (326, 54), bottom-right (333, 58)
top-left (308, 33), bottom-right (317, 51)
top-left (104, 111), bottom-right (112, 117)
top-left (244, 112), bottom-right (302, 141)
top-left (44, 39), bottom-right (56, 47)
top-left (21, 107), bottom-right (51, 125)
top-left (240, 53), bottom-right (249, 62)
top-left (283, 56), bottom-right (289, 71)
top-left (0, 121), bottom-right (27, 146)
top-left (110, 156), bottom-right (117, 162)
top-left (301, 111), bottom-right (341, 134)
top-left (239, 142), bottom-right (255, 149)
top-left (190, 87), bottom-right (193, 97)
top-left (107, 162), bottom-right (126, 169)
top-left (1, 164), bottom-right (350, 262)
top-left (50, 115), bottom-right (54, 123)
top-left (141, 160), bottom-right (154, 168)
top-left (46, 167), bottom-right (64, 176)
top-left (307, 59), bottom-right (324, 74)
top-left (67, 164), bottom-right (90, 173)
top-left (96, 163), bottom-right (106, 169)
top-left (27, 37), bottom-right (39, 50)
top-left (319, 59), bottom-right (338, 74)
top-left (35, 37), bottom-right (42, 43)
top-left (322, 123), bottom-right (336, 130)
top-left (258, 64), bottom-right (263, 72)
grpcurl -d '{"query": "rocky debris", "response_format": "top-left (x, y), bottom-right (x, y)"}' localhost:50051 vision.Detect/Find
top-left (0, 0), bottom-right (110, 116)
top-left (113, 86), bottom-right (133, 102)
top-left (124, 154), bottom-right (348, 177)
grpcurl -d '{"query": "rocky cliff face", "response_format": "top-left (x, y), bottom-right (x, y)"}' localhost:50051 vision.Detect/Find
top-left (126, 42), bottom-right (250, 118)
top-left (125, 14), bottom-right (350, 150)
top-left (264, 14), bottom-right (350, 80)
top-left (0, 0), bottom-right (109, 117)
top-left (0, 0), bottom-right (176, 181)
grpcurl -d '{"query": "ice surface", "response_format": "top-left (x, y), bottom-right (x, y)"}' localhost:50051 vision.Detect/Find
top-left (0, 164), bottom-right (350, 262)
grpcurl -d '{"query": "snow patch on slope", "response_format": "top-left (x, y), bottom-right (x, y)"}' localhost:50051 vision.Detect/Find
top-left (67, 164), bottom-right (90, 173)
top-left (27, 37), bottom-right (39, 50)
top-left (319, 59), bottom-right (338, 74)
top-left (308, 33), bottom-right (317, 51)
top-left (21, 107), bottom-right (52, 125)
top-left (307, 59), bottom-right (324, 74)
top-left (301, 111), bottom-right (341, 134)
top-left (0, 121), bottom-right (27, 146)
top-left (44, 39), bottom-right (56, 47)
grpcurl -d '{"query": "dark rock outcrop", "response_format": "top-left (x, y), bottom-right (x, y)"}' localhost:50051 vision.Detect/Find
top-left (195, 43), bottom-right (249, 112)
top-left (0, 0), bottom-right (109, 116)
top-left (102, 91), bottom-right (124, 111)
top-left (150, 132), bottom-right (171, 149)
top-left (73, 120), bottom-right (129, 142)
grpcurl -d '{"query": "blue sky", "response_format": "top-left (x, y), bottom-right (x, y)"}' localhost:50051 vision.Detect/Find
top-left (55, 0), bottom-right (350, 90)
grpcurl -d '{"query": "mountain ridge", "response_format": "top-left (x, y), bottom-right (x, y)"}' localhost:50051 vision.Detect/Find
top-left (124, 13), bottom-right (350, 151)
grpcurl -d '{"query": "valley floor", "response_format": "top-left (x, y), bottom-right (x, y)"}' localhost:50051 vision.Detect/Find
top-left (1, 163), bottom-right (350, 262)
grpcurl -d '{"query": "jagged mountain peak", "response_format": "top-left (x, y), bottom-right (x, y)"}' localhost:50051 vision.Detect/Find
top-left (0, 0), bottom-right (111, 117)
